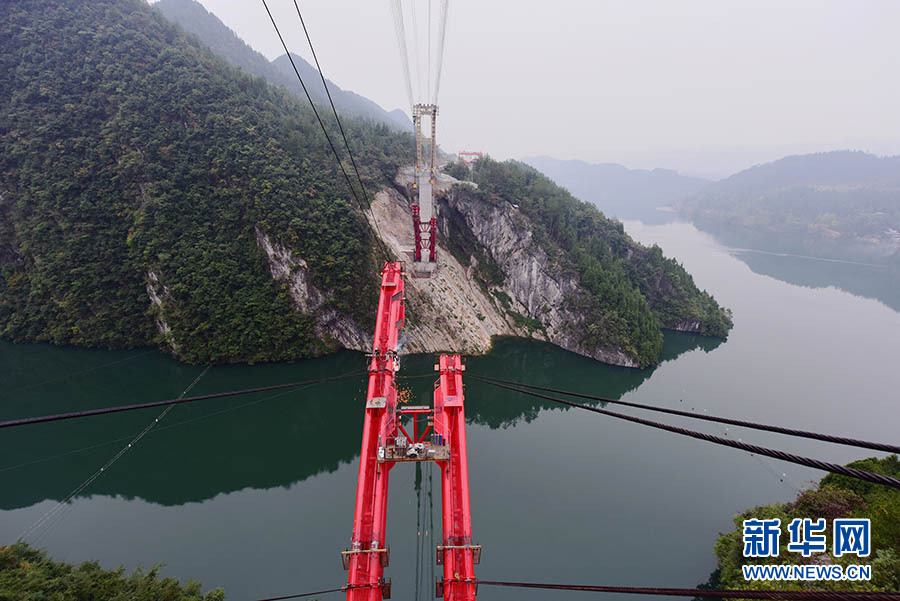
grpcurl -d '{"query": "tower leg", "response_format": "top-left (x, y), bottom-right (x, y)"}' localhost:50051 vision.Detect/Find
top-left (345, 262), bottom-right (405, 601)
top-left (433, 355), bottom-right (477, 601)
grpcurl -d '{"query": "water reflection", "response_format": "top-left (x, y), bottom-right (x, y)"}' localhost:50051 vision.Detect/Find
top-left (0, 343), bottom-right (366, 509)
top-left (732, 249), bottom-right (900, 312)
top-left (0, 331), bottom-right (719, 510)
top-left (463, 333), bottom-right (722, 429)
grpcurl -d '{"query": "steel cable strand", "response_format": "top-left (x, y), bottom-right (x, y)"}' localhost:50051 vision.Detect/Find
top-left (475, 379), bottom-right (900, 490)
top-left (291, 0), bottom-right (392, 262)
top-left (259, 0), bottom-right (390, 262)
top-left (249, 587), bottom-right (345, 601)
top-left (469, 374), bottom-right (900, 454)
top-left (0, 383), bottom-right (322, 473)
top-left (1, 371), bottom-right (364, 429)
top-left (17, 366), bottom-right (210, 544)
top-left (389, 0), bottom-right (415, 109)
top-left (431, 0), bottom-right (449, 104)
top-left (476, 580), bottom-right (900, 600)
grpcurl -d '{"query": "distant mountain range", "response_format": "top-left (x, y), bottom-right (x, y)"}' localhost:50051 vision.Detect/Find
top-left (154, 0), bottom-right (411, 132)
top-left (522, 156), bottom-right (709, 223)
top-left (679, 150), bottom-right (900, 265)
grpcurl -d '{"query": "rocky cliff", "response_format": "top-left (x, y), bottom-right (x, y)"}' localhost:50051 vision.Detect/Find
top-left (1, 0), bottom-right (729, 367)
top-left (256, 162), bottom-right (730, 367)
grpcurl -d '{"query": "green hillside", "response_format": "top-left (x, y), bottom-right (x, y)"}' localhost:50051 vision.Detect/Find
top-left (0, 0), bottom-right (729, 367)
top-left (465, 159), bottom-right (732, 367)
top-left (707, 455), bottom-right (900, 594)
top-left (0, 543), bottom-right (223, 601)
top-left (680, 151), bottom-right (900, 265)
top-left (154, 0), bottom-right (412, 131)
top-left (0, 0), bottom-right (411, 363)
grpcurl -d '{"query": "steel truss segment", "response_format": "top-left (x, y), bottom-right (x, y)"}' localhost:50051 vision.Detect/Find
top-left (433, 354), bottom-right (477, 601)
top-left (345, 275), bottom-right (476, 600)
top-left (346, 262), bottom-right (405, 601)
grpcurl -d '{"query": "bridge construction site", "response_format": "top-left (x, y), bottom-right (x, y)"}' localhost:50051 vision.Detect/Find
top-left (4, 2), bottom-right (900, 601)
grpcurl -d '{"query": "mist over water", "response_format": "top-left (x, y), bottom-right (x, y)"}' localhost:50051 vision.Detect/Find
top-left (2, 220), bottom-right (898, 600)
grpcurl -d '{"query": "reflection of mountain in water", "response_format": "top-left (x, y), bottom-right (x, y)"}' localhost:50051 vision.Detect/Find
top-left (0, 343), bottom-right (368, 510)
top-left (0, 332), bottom-right (721, 510)
top-left (732, 249), bottom-right (900, 312)
top-left (462, 333), bottom-right (722, 429)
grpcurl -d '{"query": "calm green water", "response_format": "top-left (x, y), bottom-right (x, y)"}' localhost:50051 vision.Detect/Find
top-left (1, 221), bottom-right (898, 600)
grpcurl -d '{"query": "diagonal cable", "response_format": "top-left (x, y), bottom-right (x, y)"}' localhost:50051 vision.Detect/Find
top-left (475, 378), bottom-right (900, 490)
top-left (260, 0), bottom-right (389, 261)
top-left (470, 374), bottom-right (900, 454)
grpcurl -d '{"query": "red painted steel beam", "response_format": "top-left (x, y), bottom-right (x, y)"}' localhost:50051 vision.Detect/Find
top-left (433, 355), bottom-right (477, 601)
top-left (412, 205), bottom-right (422, 262)
top-left (346, 261), bottom-right (405, 601)
top-left (428, 217), bottom-right (437, 262)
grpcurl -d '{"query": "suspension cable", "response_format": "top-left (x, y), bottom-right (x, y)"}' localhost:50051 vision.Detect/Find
top-left (475, 378), bottom-right (900, 490)
top-left (248, 581), bottom-right (900, 601)
top-left (290, 0), bottom-right (392, 261)
top-left (470, 374), bottom-right (900, 454)
top-left (0, 371), bottom-right (364, 429)
top-left (1, 383), bottom-right (318, 474)
top-left (249, 587), bottom-right (345, 601)
top-left (389, 0), bottom-right (414, 109)
top-left (477, 581), bottom-right (900, 600)
top-left (410, 0), bottom-right (422, 101)
top-left (432, 0), bottom-right (449, 104)
top-left (259, 0), bottom-right (389, 262)
top-left (17, 366), bottom-right (210, 544)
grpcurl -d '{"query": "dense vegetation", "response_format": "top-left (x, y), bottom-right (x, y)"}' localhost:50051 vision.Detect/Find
top-left (680, 151), bottom-right (900, 265)
top-left (465, 158), bottom-right (732, 366)
top-left (154, 0), bottom-right (412, 132)
top-left (0, 0), bottom-right (730, 367)
top-left (706, 455), bottom-right (900, 594)
top-left (0, 543), bottom-right (223, 601)
top-left (0, 0), bottom-right (411, 363)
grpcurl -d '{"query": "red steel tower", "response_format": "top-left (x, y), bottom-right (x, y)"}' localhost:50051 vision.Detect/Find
top-left (343, 262), bottom-right (478, 600)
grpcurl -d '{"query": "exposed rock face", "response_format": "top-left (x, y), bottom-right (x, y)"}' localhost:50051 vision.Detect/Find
top-left (367, 169), bottom-right (639, 366)
top-left (255, 228), bottom-right (370, 352)
top-left (441, 185), bottom-right (640, 367)
top-left (252, 170), bottom-right (641, 366)
top-left (146, 270), bottom-right (176, 352)
top-left (668, 320), bottom-right (702, 333)
top-left (365, 186), bottom-right (522, 355)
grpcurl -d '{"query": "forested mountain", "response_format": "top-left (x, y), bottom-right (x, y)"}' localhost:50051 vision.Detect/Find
top-left (679, 151), bottom-right (900, 264)
top-left (1, 0), bottom-right (411, 363)
top-left (522, 156), bottom-right (709, 223)
top-left (153, 0), bottom-right (411, 132)
top-left (707, 455), bottom-right (900, 593)
top-left (0, 0), bottom-right (729, 368)
top-left (457, 159), bottom-right (731, 366)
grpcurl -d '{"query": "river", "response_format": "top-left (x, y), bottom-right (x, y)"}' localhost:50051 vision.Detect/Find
top-left (1, 220), bottom-right (898, 600)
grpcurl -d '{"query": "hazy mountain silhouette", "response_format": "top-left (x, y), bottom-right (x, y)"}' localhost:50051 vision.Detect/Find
top-left (522, 156), bottom-right (709, 224)
top-left (679, 151), bottom-right (900, 264)
top-left (154, 0), bottom-right (411, 131)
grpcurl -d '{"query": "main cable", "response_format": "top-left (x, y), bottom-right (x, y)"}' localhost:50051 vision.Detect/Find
top-left (389, 0), bottom-right (415, 109)
top-left (247, 581), bottom-right (900, 601)
top-left (260, 0), bottom-right (390, 262)
top-left (431, 0), bottom-right (449, 104)
top-left (475, 378), bottom-right (900, 490)
top-left (0, 371), bottom-right (364, 429)
top-left (470, 374), bottom-right (900, 454)
top-left (249, 587), bottom-right (345, 601)
top-left (477, 581), bottom-right (900, 600)
top-left (17, 366), bottom-right (210, 544)
top-left (290, 0), bottom-right (392, 261)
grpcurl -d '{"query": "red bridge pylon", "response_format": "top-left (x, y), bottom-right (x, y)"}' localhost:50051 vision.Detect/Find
top-left (343, 261), bottom-right (478, 601)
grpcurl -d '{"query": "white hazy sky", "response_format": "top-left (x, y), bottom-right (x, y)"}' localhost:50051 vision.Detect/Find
top-left (180, 0), bottom-right (900, 178)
